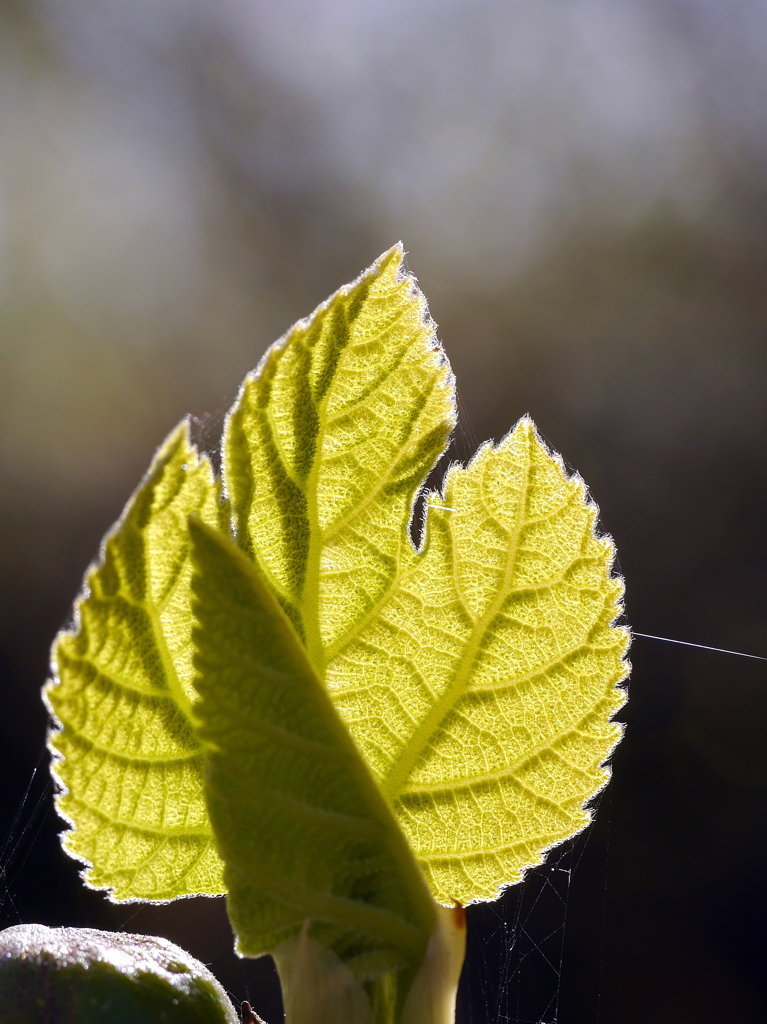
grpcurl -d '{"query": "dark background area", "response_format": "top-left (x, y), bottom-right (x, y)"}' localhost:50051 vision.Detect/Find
top-left (1, 1), bottom-right (766, 1021)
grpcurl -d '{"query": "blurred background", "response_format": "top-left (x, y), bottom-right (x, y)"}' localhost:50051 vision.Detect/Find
top-left (1, 0), bottom-right (766, 1021)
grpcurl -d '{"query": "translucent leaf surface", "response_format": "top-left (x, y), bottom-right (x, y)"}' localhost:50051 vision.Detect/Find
top-left (46, 423), bottom-right (227, 901)
top-left (45, 242), bottom-right (628, 951)
top-left (189, 518), bottom-right (436, 1000)
top-left (222, 247), bottom-right (628, 905)
top-left (223, 244), bottom-right (456, 668)
top-left (329, 419), bottom-right (628, 903)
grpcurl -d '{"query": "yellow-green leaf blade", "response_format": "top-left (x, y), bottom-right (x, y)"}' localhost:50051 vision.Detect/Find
top-left (189, 519), bottom-right (436, 983)
top-left (45, 423), bottom-right (227, 901)
top-left (327, 418), bottom-right (629, 904)
top-left (223, 244), bottom-right (455, 669)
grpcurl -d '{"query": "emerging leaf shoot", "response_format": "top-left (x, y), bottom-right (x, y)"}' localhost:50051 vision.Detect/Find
top-left (189, 518), bottom-right (438, 1020)
top-left (46, 244), bottom-right (629, 1023)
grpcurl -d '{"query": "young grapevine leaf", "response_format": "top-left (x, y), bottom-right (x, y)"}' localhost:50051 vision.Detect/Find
top-left (45, 423), bottom-right (227, 901)
top-left (188, 518), bottom-right (437, 1003)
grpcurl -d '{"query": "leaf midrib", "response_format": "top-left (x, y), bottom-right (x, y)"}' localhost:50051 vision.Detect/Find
top-left (298, 278), bottom-right (447, 672)
top-left (379, 438), bottom-right (533, 803)
top-left (301, 303), bottom-right (413, 669)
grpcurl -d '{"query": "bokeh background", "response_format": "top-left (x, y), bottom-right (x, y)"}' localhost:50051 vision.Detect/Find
top-left (2, 1), bottom-right (767, 1021)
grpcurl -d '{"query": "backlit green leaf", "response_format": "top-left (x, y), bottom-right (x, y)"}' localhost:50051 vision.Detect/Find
top-left (189, 518), bottom-right (437, 1017)
top-left (221, 247), bottom-right (628, 906)
top-left (329, 418), bottom-right (628, 904)
top-left (223, 244), bottom-right (456, 667)
top-left (46, 243), bottom-right (628, 1006)
top-left (45, 422), bottom-right (227, 901)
